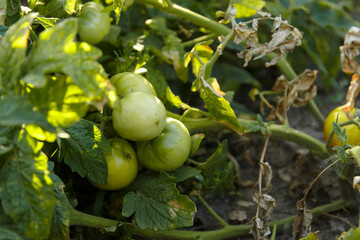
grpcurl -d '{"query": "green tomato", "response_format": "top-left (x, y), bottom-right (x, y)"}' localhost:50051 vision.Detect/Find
top-left (89, 139), bottom-right (138, 191)
top-left (137, 117), bottom-right (191, 172)
top-left (112, 91), bottom-right (167, 141)
top-left (110, 72), bottom-right (157, 97)
top-left (78, 2), bottom-right (110, 45)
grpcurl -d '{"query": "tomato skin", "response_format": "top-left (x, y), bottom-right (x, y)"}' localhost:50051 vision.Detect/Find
top-left (112, 91), bottom-right (167, 141)
top-left (89, 139), bottom-right (138, 191)
top-left (78, 2), bottom-right (110, 45)
top-left (137, 117), bottom-right (191, 172)
top-left (110, 72), bottom-right (157, 97)
top-left (323, 106), bottom-right (360, 148)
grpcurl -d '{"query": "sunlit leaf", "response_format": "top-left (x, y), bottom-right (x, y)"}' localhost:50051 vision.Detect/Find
top-left (0, 13), bottom-right (37, 93)
top-left (0, 131), bottom-right (55, 239)
top-left (36, 16), bottom-right (58, 29)
top-left (59, 119), bottom-right (110, 184)
top-left (199, 77), bottom-right (243, 133)
top-left (166, 87), bottom-right (191, 110)
top-left (338, 226), bottom-right (360, 239)
top-left (23, 18), bottom-right (106, 98)
top-left (232, 0), bottom-right (265, 18)
top-left (28, 75), bottom-right (90, 128)
top-left (122, 172), bottom-right (196, 230)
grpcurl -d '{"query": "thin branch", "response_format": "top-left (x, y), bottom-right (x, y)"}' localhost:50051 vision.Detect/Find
top-left (302, 158), bottom-right (340, 202)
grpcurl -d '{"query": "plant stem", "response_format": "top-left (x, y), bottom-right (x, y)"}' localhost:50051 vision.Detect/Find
top-left (182, 33), bottom-right (218, 48)
top-left (69, 206), bottom-right (119, 228)
top-left (136, 0), bottom-right (230, 36)
top-left (130, 199), bottom-right (348, 239)
top-left (168, 111), bottom-right (332, 158)
top-left (198, 196), bottom-right (229, 227)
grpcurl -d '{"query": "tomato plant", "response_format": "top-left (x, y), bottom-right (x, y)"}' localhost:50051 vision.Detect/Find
top-left (112, 91), bottom-right (166, 141)
top-left (78, 2), bottom-right (110, 45)
top-left (137, 117), bottom-right (191, 172)
top-left (110, 72), bottom-right (157, 96)
top-left (323, 106), bottom-right (360, 148)
top-left (89, 139), bottom-right (138, 191)
top-left (2, 1), bottom-right (360, 240)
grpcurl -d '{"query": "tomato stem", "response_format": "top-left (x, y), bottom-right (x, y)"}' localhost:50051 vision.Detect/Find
top-left (167, 111), bottom-right (332, 158)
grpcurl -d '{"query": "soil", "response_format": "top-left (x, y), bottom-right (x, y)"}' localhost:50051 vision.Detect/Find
top-left (192, 94), bottom-right (360, 240)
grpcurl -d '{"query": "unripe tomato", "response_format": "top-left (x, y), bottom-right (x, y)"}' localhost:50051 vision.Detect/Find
top-left (89, 139), bottom-right (138, 191)
top-left (78, 2), bottom-right (110, 45)
top-left (137, 117), bottom-right (191, 172)
top-left (110, 72), bottom-right (157, 97)
top-left (323, 106), bottom-right (360, 148)
top-left (112, 91), bottom-right (166, 141)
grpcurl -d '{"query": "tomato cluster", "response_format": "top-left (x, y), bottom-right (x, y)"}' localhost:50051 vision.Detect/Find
top-left (89, 72), bottom-right (192, 190)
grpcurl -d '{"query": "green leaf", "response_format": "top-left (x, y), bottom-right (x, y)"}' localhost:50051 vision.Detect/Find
top-left (0, 132), bottom-right (55, 239)
top-left (59, 119), bottom-right (110, 184)
top-left (49, 171), bottom-right (70, 240)
top-left (338, 226), bottom-right (360, 239)
top-left (197, 140), bottom-right (235, 195)
top-left (0, 227), bottom-right (23, 240)
top-left (122, 172), bottom-right (196, 230)
top-left (64, 0), bottom-right (77, 15)
top-left (28, 75), bottom-right (90, 128)
top-left (199, 77), bottom-right (243, 133)
top-left (308, 1), bottom-right (355, 36)
top-left (0, 96), bottom-right (55, 132)
top-left (166, 87), bottom-right (191, 110)
top-left (0, 13), bottom-right (37, 93)
top-left (300, 232), bottom-right (319, 240)
top-left (167, 166), bottom-right (202, 183)
top-left (145, 69), bottom-right (168, 103)
top-left (0, 127), bottom-right (16, 156)
top-left (190, 133), bottom-right (205, 156)
top-left (146, 17), bottom-right (188, 82)
top-left (162, 35), bottom-right (188, 83)
top-left (36, 16), bottom-right (59, 29)
top-left (5, 0), bottom-right (21, 25)
top-left (232, 0), bottom-right (265, 18)
top-left (244, 114), bottom-right (267, 134)
top-left (23, 18), bottom-right (106, 98)
top-left (186, 42), bottom-right (213, 79)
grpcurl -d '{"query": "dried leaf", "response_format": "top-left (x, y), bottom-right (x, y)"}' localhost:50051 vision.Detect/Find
top-left (251, 192), bottom-right (276, 239)
top-left (292, 199), bottom-right (313, 240)
top-left (236, 16), bottom-right (302, 67)
top-left (340, 26), bottom-right (360, 75)
top-left (229, 210), bottom-right (247, 222)
top-left (267, 69), bottom-right (318, 123)
top-left (234, 23), bottom-right (258, 46)
top-left (261, 162), bottom-right (272, 192)
top-left (353, 176), bottom-right (360, 192)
